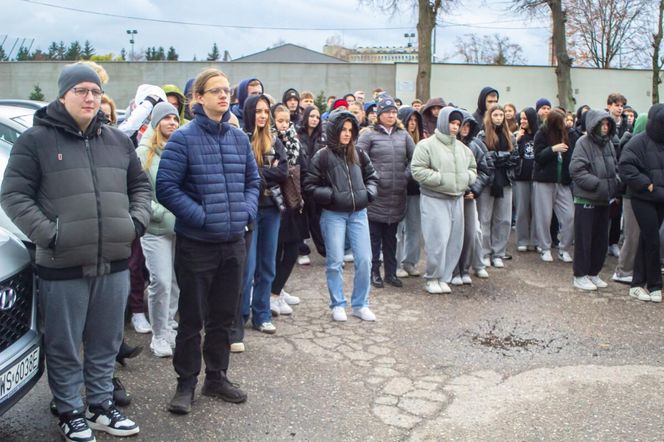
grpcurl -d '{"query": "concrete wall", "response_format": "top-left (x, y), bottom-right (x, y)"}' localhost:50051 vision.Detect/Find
top-left (0, 61), bottom-right (659, 114)
top-left (395, 63), bottom-right (660, 113)
top-left (0, 61), bottom-right (395, 110)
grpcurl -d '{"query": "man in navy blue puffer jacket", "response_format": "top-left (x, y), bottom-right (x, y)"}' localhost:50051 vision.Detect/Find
top-left (156, 68), bottom-right (260, 415)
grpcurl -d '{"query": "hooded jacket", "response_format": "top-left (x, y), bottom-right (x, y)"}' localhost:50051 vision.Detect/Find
top-left (533, 123), bottom-right (578, 185)
top-left (282, 88), bottom-right (303, 125)
top-left (472, 86), bottom-right (499, 132)
top-left (514, 107), bottom-right (539, 181)
top-left (420, 97), bottom-right (446, 138)
top-left (459, 111), bottom-right (491, 196)
top-left (569, 110), bottom-right (618, 204)
top-left (619, 104), bottom-right (664, 204)
top-left (156, 103), bottom-right (261, 243)
top-left (411, 107), bottom-right (477, 198)
top-left (356, 115), bottom-right (415, 224)
top-left (162, 84), bottom-right (190, 125)
top-left (230, 77), bottom-right (264, 127)
top-left (303, 111), bottom-right (378, 213)
top-left (1, 100), bottom-right (152, 279)
top-left (399, 107), bottom-right (424, 195)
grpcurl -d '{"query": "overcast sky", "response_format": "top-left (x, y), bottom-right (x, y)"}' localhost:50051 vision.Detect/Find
top-left (3, 0), bottom-right (552, 64)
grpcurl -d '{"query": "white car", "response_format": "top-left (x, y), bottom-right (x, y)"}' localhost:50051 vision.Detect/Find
top-left (0, 105), bottom-right (35, 146)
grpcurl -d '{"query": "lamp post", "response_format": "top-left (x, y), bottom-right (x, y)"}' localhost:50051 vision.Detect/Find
top-left (404, 32), bottom-right (415, 48)
top-left (126, 29), bottom-right (137, 60)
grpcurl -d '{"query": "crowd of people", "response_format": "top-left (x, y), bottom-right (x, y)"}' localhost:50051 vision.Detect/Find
top-left (2, 60), bottom-right (664, 441)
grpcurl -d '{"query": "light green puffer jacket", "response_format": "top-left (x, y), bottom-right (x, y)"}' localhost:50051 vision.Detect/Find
top-left (411, 107), bottom-right (477, 198)
top-left (136, 143), bottom-right (176, 235)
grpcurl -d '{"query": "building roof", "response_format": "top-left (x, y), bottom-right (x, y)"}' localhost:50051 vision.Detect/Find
top-left (234, 43), bottom-right (347, 64)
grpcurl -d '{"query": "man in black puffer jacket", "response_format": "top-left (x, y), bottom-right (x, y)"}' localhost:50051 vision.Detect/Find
top-left (619, 103), bottom-right (664, 303)
top-left (1, 64), bottom-right (151, 440)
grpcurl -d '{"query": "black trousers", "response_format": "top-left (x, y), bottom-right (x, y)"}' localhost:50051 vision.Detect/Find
top-left (573, 204), bottom-right (609, 277)
top-left (609, 198), bottom-right (622, 245)
top-left (271, 240), bottom-right (299, 294)
top-left (369, 220), bottom-right (398, 277)
top-left (173, 235), bottom-right (246, 389)
top-left (229, 229), bottom-right (253, 345)
top-left (631, 198), bottom-right (664, 291)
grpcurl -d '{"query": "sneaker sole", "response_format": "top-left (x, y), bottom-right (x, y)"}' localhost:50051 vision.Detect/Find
top-left (87, 421), bottom-right (140, 437)
top-left (168, 404), bottom-right (191, 415)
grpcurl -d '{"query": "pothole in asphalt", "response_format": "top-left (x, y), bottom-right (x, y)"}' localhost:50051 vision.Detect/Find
top-left (463, 318), bottom-right (568, 356)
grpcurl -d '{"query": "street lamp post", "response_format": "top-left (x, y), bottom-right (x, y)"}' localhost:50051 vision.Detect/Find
top-left (126, 29), bottom-right (137, 61)
top-left (404, 32), bottom-right (415, 48)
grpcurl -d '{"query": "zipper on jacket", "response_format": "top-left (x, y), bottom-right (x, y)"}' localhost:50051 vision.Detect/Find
top-left (345, 162), bottom-right (356, 212)
top-left (85, 137), bottom-right (104, 274)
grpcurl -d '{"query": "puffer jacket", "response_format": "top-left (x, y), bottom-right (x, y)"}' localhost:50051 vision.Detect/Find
top-left (533, 125), bottom-right (579, 185)
top-left (619, 104), bottom-right (664, 204)
top-left (569, 110), bottom-right (618, 203)
top-left (136, 144), bottom-right (176, 235)
top-left (304, 111), bottom-right (378, 213)
top-left (471, 131), bottom-right (519, 186)
top-left (1, 100), bottom-right (152, 279)
top-left (156, 103), bottom-right (261, 243)
top-left (459, 111), bottom-right (490, 196)
top-left (411, 107), bottom-right (477, 198)
top-left (356, 121), bottom-right (415, 224)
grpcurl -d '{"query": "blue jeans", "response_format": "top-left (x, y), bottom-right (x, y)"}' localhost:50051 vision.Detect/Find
top-left (241, 206), bottom-right (281, 326)
top-left (320, 209), bottom-right (372, 309)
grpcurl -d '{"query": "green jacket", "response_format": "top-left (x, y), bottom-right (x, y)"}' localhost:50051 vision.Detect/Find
top-left (136, 143), bottom-right (176, 235)
top-left (162, 84), bottom-right (190, 125)
top-left (411, 129), bottom-right (477, 198)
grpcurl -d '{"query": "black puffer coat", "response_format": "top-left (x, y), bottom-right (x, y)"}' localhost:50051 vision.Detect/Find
top-left (304, 112), bottom-right (378, 213)
top-left (619, 104), bottom-right (664, 203)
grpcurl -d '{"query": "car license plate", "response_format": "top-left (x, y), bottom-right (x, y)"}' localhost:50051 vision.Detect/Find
top-left (0, 346), bottom-right (40, 401)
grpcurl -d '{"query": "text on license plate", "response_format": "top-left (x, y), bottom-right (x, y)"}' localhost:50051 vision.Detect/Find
top-left (0, 347), bottom-right (40, 401)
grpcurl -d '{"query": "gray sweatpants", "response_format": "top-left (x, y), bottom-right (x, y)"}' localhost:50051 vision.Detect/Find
top-left (456, 198), bottom-right (485, 276)
top-left (513, 180), bottom-right (537, 248)
top-left (40, 270), bottom-right (128, 414)
top-left (532, 182), bottom-right (574, 252)
top-left (478, 186), bottom-right (513, 258)
top-left (615, 198), bottom-right (639, 277)
top-left (142, 233), bottom-right (180, 340)
top-left (420, 194), bottom-right (464, 283)
top-left (396, 195), bottom-right (423, 268)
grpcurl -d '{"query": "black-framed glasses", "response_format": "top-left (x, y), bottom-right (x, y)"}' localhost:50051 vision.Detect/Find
top-left (71, 87), bottom-right (104, 99)
top-left (204, 87), bottom-right (231, 97)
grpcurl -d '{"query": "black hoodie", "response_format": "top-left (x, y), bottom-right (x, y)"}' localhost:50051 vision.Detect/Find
top-left (420, 97), bottom-right (446, 138)
top-left (398, 106), bottom-right (424, 195)
top-left (514, 107), bottom-right (539, 181)
top-left (282, 88), bottom-right (302, 125)
top-left (472, 86), bottom-right (499, 131)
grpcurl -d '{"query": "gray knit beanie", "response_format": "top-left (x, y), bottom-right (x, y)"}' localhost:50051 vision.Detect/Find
top-left (151, 102), bottom-right (179, 128)
top-left (58, 64), bottom-right (102, 97)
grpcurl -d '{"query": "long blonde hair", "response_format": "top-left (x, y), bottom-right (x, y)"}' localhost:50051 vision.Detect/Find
top-left (483, 104), bottom-right (513, 152)
top-left (144, 128), bottom-right (169, 171)
top-left (251, 96), bottom-right (273, 167)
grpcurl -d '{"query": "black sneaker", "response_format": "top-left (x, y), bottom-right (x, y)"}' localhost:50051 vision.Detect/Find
top-left (384, 275), bottom-right (403, 287)
top-left (371, 272), bottom-right (384, 288)
top-left (168, 385), bottom-right (195, 415)
top-left (85, 400), bottom-right (139, 437)
top-left (112, 377), bottom-right (131, 407)
top-left (50, 398), bottom-right (59, 417)
top-left (115, 341), bottom-right (143, 367)
top-left (58, 410), bottom-right (96, 442)
top-left (201, 375), bottom-right (247, 403)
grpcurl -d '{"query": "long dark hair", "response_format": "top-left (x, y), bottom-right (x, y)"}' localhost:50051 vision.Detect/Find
top-left (298, 105), bottom-right (322, 140)
top-left (545, 109), bottom-right (569, 146)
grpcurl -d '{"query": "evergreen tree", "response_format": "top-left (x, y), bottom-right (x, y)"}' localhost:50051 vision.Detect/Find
top-left (65, 41), bottom-right (82, 60)
top-left (0, 46), bottom-right (7, 61)
top-left (81, 40), bottom-right (95, 60)
top-left (29, 84), bottom-right (45, 101)
top-left (157, 46), bottom-right (166, 60)
top-left (166, 46), bottom-right (178, 60)
top-left (119, 48), bottom-right (127, 61)
top-left (16, 46), bottom-right (30, 61)
top-left (47, 41), bottom-right (59, 59)
top-left (145, 47), bottom-right (154, 60)
top-left (207, 43), bottom-right (220, 61)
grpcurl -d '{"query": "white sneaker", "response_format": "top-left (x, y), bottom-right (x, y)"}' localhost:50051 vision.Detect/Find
top-left (131, 313), bottom-right (152, 334)
top-left (166, 329), bottom-right (177, 349)
top-left (230, 342), bottom-right (245, 353)
top-left (650, 290), bottom-right (662, 303)
top-left (352, 307), bottom-right (376, 321)
top-left (425, 279), bottom-right (443, 294)
top-left (573, 276), bottom-right (597, 291)
top-left (558, 251), bottom-right (573, 263)
top-left (629, 287), bottom-right (651, 301)
top-left (280, 290), bottom-right (301, 305)
top-left (608, 244), bottom-right (620, 257)
top-left (150, 336), bottom-right (173, 357)
top-left (474, 268), bottom-right (489, 278)
top-left (491, 258), bottom-right (505, 268)
top-left (612, 272), bottom-right (632, 284)
top-left (461, 274), bottom-right (473, 284)
top-left (588, 275), bottom-right (608, 288)
top-left (297, 255), bottom-right (311, 265)
top-left (343, 254), bottom-right (354, 263)
top-left (541, 250), bottom-right (553, 262)
top-left (331, 306), bottom-right (347, 321)
top-left (438, 281), bottom-right (452, 294)
top-left (396, 268), bottom-right (409, 278)
top-left (270, 297), bottom-right (292, 316)
top-left (451, 276), bottom-right (463, 286)
top-left (402, 264), bottom-right (421, 276)
top-left (517, 245), bottom-right (527, 252)
top-left (481, 257), bottom-right (491, 267)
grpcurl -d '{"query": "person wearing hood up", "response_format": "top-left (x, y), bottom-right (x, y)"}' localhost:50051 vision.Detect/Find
top-left (162, 84), bottom-right (190, 126)
top-left (420, 97), bottom-right (446, 138)
top-left (513, 107), bottom-right (539, 252)
top-left (230, 77), bottom-right (264, 128)
top-left (411, 107), bottom-right (477, 295)
top-left (569, 110), bottom-right (618, 291)
top-left (303, 111), bottom-right (379, 322)
top-left (283, 88), bottom-right (302, 125)
top-left (619, 104), bottom-right (664, 303)
top-left (356, 95), bottom-right (415, 289)
top-left (472, 86), bottom-right (499, 132)
top-left (613, 114), bottom-right (648, 285)
top-left (183, 78), bottom-right (195, 120)
top-left (119, 84), bottom-right (167, 144)
top-left (395, 107), bottom-right (425, 278)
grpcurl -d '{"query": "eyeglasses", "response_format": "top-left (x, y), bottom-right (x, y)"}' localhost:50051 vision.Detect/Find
top-left (71, 87), bottom-right (104, 99)
top-left (204, 87), bottom-right (231, 97)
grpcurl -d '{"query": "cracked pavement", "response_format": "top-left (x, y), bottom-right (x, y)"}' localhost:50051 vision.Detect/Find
top-left (3, 247), bottom-right (664, 441)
